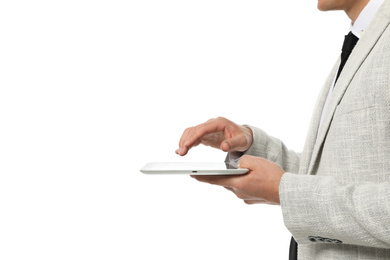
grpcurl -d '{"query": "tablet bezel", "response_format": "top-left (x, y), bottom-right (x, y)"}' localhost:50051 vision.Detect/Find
top-left (140, 162), bottom-right (248, 175)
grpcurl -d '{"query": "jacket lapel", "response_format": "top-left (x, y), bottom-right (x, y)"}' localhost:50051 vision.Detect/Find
top-left (307, 1), bottom-right (390, 175)
top-left (298, 62), bottom-right (338, 175)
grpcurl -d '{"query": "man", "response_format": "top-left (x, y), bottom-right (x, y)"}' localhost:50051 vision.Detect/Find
top-left (175, 0), bottom-right (390, 259)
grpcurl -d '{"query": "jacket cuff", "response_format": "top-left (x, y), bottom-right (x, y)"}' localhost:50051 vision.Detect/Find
top-left (243, 126), bottom-right (276, 159)
top-left (279, 172), bottom-right (342, 245)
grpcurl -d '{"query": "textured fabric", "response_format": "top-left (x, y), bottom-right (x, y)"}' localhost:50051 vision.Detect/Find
top-left (239, 0), bottom-right (390, 258)
top-left (288, 28), bottom-right (359, 260)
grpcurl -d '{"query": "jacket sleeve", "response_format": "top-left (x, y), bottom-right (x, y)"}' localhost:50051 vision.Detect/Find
top-left (239, 126), bottom-right (301, 174)
top-left (280, 172), bottom-right (390, 248)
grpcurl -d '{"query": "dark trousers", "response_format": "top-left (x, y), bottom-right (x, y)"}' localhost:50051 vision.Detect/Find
top-left (289, 237), bottom-right (298, 260)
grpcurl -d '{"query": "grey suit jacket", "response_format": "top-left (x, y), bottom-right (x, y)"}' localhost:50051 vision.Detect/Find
top-left (241, 0), bottom-right (390, 258)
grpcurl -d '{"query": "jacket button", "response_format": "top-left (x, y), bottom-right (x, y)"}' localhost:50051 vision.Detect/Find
top-left (308, 236), bottom-right (342, 244)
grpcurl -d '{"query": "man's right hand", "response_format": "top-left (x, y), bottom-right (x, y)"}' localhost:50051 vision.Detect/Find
top-left (175, 117), bottom-right (253, 156)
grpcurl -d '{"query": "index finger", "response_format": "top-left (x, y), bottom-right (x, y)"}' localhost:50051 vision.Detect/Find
top-left (182, 119), bottom-right (226, 150)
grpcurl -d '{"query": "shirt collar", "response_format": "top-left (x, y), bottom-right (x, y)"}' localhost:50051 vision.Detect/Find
top-left (350, 0), bottom-right (384, 38)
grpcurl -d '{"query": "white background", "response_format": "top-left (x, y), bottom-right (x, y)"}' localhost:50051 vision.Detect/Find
top-left (0, 1), bottom-right (349, 259)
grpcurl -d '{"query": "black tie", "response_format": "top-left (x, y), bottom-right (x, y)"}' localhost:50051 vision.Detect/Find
top-left (335, 31), bottom-right (359, 83)
top-left (288, 31), bottom-right (359, 260)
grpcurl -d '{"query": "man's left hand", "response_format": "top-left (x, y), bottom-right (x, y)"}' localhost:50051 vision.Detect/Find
top-left (192, 155), bottom-right (285, 205)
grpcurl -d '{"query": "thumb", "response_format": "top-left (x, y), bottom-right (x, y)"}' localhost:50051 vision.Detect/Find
top-left (221, 134), bottom-right (248, 152)
top-left (238, 155), bottom-right (258, 170)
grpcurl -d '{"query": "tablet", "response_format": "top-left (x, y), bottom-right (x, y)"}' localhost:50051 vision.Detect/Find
top-left (140, 162), bottom-right (248, 175)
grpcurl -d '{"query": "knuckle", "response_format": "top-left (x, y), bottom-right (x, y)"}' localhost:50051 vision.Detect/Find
top-left (239, 155), bottom-right (249, 166)
top-left (197, 125), bottom-right (206, 134)
top-left (184, 127), bottom-right (193, 133)
top-left (216, 116), bottom-right (226, 122)
top-left (181, 128), bottom-right (191, 139)
top-left (240, 155), bottom-right (249, 161)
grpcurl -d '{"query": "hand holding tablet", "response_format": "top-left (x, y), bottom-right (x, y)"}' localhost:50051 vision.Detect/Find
top-left (141, 117), bottom-right (284, 204)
